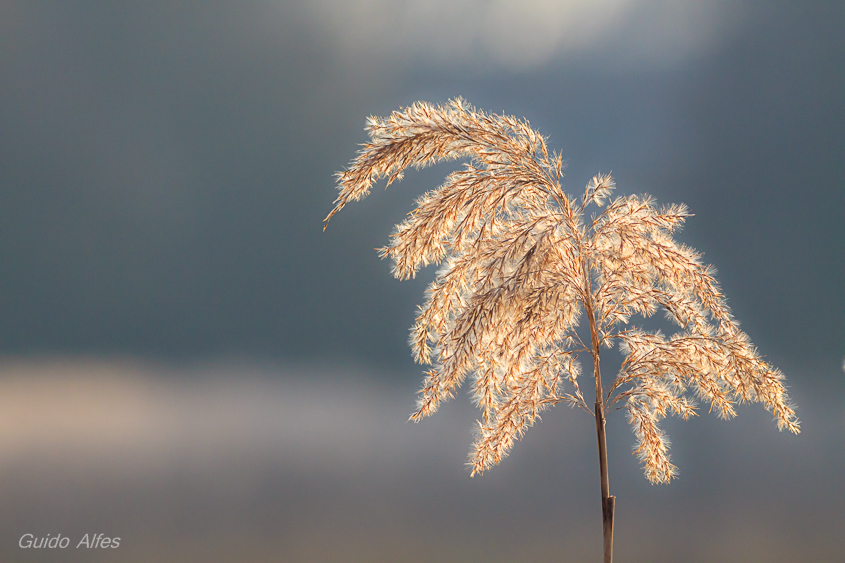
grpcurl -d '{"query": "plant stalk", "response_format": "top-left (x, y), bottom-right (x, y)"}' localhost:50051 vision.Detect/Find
top-left (596, 399), bottom-right (615, 563)
top-left (583, 261), bottom-right (615, 563)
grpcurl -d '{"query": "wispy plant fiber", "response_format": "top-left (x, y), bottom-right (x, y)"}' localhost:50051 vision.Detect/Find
top-left (327, 98), bottom-right (799, 484)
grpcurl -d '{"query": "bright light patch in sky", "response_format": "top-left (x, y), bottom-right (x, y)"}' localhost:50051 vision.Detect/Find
top-left (300, 0), bottom-right (738, 70)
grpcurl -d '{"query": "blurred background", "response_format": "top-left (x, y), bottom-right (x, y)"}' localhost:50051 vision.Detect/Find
top-left (0, 1), bottom-right (842, 561)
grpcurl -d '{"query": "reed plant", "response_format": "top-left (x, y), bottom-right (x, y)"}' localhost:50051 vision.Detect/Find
top-left (326, 98), bottom-right (799, 562)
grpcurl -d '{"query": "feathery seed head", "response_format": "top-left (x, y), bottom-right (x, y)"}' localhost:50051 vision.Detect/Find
top-left (331, 98), bottom-right (798, 483)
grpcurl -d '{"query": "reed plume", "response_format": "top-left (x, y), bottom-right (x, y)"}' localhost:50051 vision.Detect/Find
top-left (327, 98), bottom-right (799, 562)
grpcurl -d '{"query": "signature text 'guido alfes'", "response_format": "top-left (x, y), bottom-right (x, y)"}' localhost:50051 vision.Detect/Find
top-left (19, 533), bottom-right (120, 549)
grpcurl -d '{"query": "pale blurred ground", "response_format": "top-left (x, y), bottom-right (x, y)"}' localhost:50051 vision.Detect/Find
top-left (0, 358), bottom-right (841, 563)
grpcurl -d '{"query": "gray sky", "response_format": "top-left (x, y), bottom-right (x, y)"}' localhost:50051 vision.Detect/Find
top-left (1, 1), bottom-right (842, 378)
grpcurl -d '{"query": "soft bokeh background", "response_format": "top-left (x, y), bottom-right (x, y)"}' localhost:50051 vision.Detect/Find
top-left (0, 1), bottom-right (842, 561)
